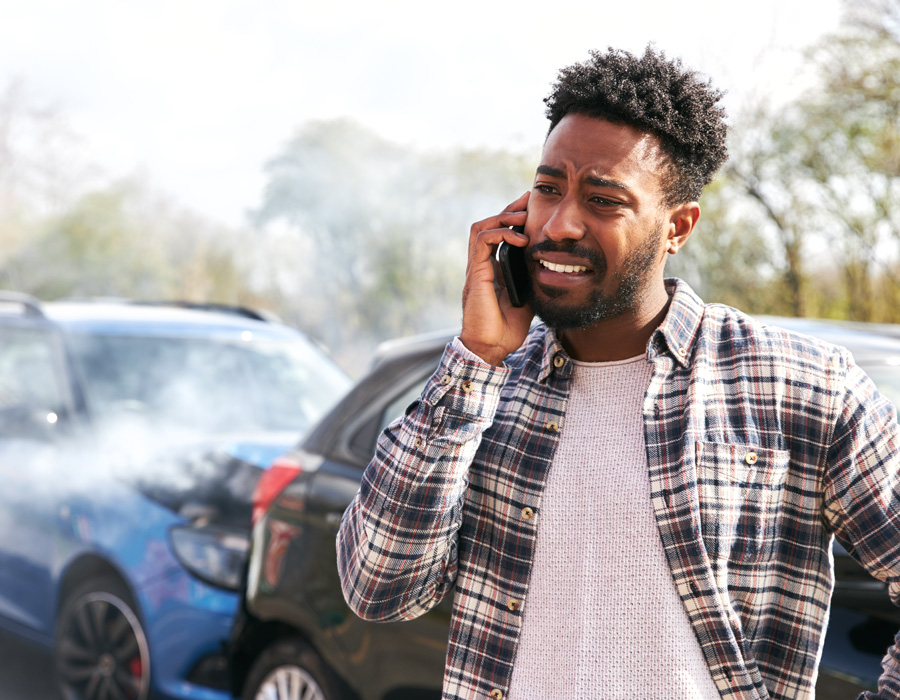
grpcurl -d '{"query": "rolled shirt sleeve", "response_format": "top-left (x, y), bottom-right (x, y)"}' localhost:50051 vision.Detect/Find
top-left (337, 338), bottom-right (510, 622)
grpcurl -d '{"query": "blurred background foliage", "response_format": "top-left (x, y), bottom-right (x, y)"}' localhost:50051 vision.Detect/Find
top-left (1, 0), bottom-right (899, 374)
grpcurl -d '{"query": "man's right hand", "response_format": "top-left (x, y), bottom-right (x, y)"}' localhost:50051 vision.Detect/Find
top-left (459, 191), bottom-right (535, 366)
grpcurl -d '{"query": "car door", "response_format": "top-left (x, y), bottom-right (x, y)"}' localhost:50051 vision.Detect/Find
top-left (307, 359), bottom-right (451, 700)
top-left (0, 318), bottom-right (81, 636)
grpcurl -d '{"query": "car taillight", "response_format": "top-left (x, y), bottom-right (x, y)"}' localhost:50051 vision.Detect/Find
top-left (252, 455), bottom-right (303, 525)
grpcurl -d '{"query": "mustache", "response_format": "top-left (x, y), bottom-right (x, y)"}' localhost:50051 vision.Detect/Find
top-left (528, 240), bottom-right (607, 271)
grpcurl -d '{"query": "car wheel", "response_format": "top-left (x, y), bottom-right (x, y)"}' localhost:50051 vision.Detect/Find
top-left (242, 638), bottom-right (340, 700)
top-left (54, 575), bottom-right (151, 700)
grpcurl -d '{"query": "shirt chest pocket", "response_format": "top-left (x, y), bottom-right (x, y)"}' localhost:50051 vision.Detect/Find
top-left (695, 441), bottom-right (791, 564)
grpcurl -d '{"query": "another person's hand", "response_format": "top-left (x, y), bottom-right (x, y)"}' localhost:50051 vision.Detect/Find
top-left (459, 191), bottom-right (534, 366)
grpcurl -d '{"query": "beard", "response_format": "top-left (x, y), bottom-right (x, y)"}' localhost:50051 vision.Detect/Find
top-left (527, 223), bottom-right (664, 331)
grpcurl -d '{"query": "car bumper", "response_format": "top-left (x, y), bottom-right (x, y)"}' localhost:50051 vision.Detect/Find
top-left (138, 568), bottom-right (240, 700)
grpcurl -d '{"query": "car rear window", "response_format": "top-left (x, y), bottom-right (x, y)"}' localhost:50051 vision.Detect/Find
top-left (860, 364), bottom-right (900, 412)
top-left (66, 332), bottom-right (350, 435)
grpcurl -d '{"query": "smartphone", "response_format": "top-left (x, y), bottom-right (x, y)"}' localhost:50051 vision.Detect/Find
top-left (497, 226), bottom-right (529, 308)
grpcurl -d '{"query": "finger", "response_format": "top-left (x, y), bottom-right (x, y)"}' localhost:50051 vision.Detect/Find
top-left (502, 190), bottom-right (530, 213)
top-left (467, 227), bottom-right (528, 275)
top-left (468, 191), bottom-right (530, 241)
top-left (468, 214), bottom-right (529, 264)
top-left (466, 191), bottom-right (531, 268)
top-left (469, 209), bottom-right (528, 241)
top-left (492, 256), bottom-right (506, 292)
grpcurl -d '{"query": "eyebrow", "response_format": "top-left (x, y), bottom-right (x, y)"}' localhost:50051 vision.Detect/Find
top-left (535, 165), bottom-right (629, 191)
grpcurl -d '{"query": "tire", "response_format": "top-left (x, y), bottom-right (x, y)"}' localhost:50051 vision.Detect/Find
top-left (54, 575), bottom-right (151, 700)
top-left (242, 638), bottom-right (340, 700)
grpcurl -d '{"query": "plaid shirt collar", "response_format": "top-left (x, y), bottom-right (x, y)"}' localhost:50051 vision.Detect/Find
top-left (650, 278), bottom-right (704, 369)
top-left (538, 278), bottom-right (701, 381)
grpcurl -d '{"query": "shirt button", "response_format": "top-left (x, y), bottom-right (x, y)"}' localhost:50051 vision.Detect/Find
top-left (546, 420), bottom-right (559, 432)
top-left (440, 374), bottom-right (452, 385)
top-left (490, 690), bottom-right (503, 700)
top-left (521, 507), bottom-right (534, 520)
top-left (507, 599), bottom-right (520, 611)
top-left (415, 438), bottom-right (423, 448)
top-left (745, 451), bottom-right (758, 465)
top-left (462, 380), bottom-right (474, 393)
top-left (553, 354), bottom-right (566, 368)
top-left (678, 347), bottom-right (687, 357)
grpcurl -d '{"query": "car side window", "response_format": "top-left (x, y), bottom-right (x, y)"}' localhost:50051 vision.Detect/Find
top-left (0, 327), bottom-right (66, 412)
top-left (379, 378), bottom-right (430, 433)
top-left (348, 358), bottom-right (443, 462)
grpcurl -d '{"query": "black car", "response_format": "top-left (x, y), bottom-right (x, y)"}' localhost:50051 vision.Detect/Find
top-left (230, 319), bottom-right (900, 700)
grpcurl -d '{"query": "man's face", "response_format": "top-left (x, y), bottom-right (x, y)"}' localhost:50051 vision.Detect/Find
top-left (523, 113), bottom-right (672, 330)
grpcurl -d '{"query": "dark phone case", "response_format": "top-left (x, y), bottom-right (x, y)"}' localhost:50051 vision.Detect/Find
top-left (498, 239), bottom-right (529, 308)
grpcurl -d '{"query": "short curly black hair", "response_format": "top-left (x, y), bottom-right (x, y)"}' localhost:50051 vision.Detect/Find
top-left (544, 46), bottom-right (729, 205)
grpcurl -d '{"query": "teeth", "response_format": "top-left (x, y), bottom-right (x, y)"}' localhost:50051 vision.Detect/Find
top-left (540, 260), bottom-right (588, 274)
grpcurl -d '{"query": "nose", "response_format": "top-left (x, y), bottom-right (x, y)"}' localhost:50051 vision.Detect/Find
top-left (540, 195), bottom-right (586, 242)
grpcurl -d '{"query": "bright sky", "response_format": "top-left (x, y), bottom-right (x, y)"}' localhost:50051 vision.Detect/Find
top-left (0, 0), bottom-right (843, 227)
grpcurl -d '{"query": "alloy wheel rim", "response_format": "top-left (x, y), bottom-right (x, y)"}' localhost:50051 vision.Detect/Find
top-left (255, 665), bottom-right (326, 700)
top-left (56, 591), bottom-right (150, 700)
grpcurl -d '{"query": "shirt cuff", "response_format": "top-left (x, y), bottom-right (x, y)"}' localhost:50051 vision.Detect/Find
top-left (420, 338), bottom-right (510, 420)
top-left (451, 336), bottom-right (494, 364)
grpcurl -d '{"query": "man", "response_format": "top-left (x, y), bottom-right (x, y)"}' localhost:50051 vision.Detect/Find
top-left (337, 46), bottom-right (900, 699)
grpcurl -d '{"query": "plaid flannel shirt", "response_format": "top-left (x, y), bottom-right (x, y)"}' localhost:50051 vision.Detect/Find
top-left (338, 279), bottom-right (900, 700)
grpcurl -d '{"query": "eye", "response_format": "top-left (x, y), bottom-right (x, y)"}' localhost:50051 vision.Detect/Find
top-left (590, 195), bottom-right (621, 207)
top-left (533, 184), bottom-right (559, 196)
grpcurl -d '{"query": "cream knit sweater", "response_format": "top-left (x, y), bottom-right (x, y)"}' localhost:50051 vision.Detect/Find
top-left (506, 355), bottom-right (720, 699)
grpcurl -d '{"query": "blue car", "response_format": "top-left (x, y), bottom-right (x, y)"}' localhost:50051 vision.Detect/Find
top-left (0, 292), bottom-right (351, 700)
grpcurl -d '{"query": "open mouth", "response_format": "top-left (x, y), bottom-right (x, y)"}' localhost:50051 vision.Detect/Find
top-left (538, 260), bottom-right (589, 274)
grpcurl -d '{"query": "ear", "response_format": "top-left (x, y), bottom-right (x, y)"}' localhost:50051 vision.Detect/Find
top-left (664, 202), bottom-right (700, 255)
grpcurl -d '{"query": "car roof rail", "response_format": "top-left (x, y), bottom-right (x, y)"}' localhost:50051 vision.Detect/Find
top-left (371, 328), bottom-right (457, 369)
top-left (0, 291), bottom-right (45, 317)
top-left (128, 301), bottom-right (282, 323)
